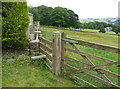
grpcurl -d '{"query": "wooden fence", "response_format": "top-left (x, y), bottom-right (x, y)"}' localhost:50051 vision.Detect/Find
top-left (29, 31), bottom-right (120, 88)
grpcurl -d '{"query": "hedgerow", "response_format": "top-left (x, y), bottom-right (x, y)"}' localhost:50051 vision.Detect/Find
top-left (2, 1), bottom-right (29, 50)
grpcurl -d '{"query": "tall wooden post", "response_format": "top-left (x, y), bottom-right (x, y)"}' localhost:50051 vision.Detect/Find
top-left (61, 32), bottom-right (66, 74)
top-left (52, 31), bottom-right (62, 75)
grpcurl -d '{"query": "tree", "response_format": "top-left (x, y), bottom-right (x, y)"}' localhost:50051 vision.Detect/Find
top-left (2, 1), bottom-right (29, 50)
top-left (112, 24), bottom-right (120, 34)
top-left (29, 6), bottom-right (79, 28)
top-left (99, 25), bottom-right (106, 33)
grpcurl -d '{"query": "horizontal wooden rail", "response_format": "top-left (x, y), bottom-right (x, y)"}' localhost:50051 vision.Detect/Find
top-left (46, 58), bottom-right (52, 66)
top-left (39, 37), bottom-right (53, 46)
top-left (39, 48), bottom-right (52, 60)
top-left (65, 62), bottom-right (119, 75)
top-left (31, 54), bottom-right (52, 60)
top-left (64, 56), bottom-right (90, 66)
top-left (66, 38), bottom-right (119, 53)
top-left (63, 64), bottom-right (119, 88)
top-left (63, 60), bottom-right (120, 78)
top-left (39, 42), bottom-right (52, 53)
top-left (97, 69), bottom-right (120, 78)
top-left (69, 75), bottom-right (99, 88)
top-left (65, 47), bottom-right (115, 63)
top-left (82, 72), bottom-right (120, 88)
top-left (63, 64), bottom-right (120, 87)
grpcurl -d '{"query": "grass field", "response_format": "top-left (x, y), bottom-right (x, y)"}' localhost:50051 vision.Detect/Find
top-left (40, 27), bottom-right (119, 87)
top-left (2, 26), bottom-right (119, 87)
top-left (79, 29), bottom-right (116, 34)
top-left (41, 27), bottom-right (118, 47)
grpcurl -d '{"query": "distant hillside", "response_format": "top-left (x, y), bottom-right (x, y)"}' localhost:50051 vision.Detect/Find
top-left (79, 18), bottom-right (118, 24)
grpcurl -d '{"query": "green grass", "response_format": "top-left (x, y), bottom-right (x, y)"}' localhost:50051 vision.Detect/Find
top-left (79, 29), bottom-right (116, 34)
top-left (41, 27), bottom-right (118, 47)
top-left (2, 51), bottom-right (76, 87)
top-left (40, 26), bottom-right (119, 87)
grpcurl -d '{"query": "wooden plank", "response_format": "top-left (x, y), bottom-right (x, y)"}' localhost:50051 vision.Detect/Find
top-left (62, 38), bottom-right (78, 44)
top-left (65, 47), bottom-right (115, 63)
top-left (63, 64), bottom-right (119, 87)
top-left (71, 43), bottom-right (95, 66)
top-left (65, 62), bottom-right (119, 75)
top-left (30, 40), bottom-right (39, 43)
top-left (52, 31), bottom-right (62, 75)
top-left (63, 64), bottom-right (79, 70)
top-left (64, 56), bottom-right (90, 66)
top-left (46, 58), bottom-right (52, 66)
top-left (66, 38), bottom-right (119, 53)
top-left (39, 37), bottom-right (52, 46)
top-left (61, 32), bottom-right (67, 74)
top-left (69, 75), bottom-right (99, 88)
top-left (83, 73), bottom-right (120, 88)
top-left (39, 48), bottom-right (52, 60)
top-left (39, 42), bottom-right (52, 53)
top-left (31, 54), bottom-right (52, 60)
top-left (93, 61), bottom-right (119, 69)
top-left (97, 69), bottom-right (120, 78)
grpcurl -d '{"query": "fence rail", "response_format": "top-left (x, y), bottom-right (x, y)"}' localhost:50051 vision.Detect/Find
top-left (65, 38), bottom-right (120, 53)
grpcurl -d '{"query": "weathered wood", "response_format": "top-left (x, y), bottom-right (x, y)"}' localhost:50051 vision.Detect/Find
top-left (34, 31), bottom-right (41, 34)
top-left (61, 32), bottom-right (67, 74)
top-left (62, 38), bottom-right (78, 44)
top-left (31, 55), bottom-right (46, 60)
top-left (93, 61), bottom-right (119, 69)
top-left (83, 73), bottom-right (120, 88)
top-left (39, 42), bottom-right (52, 53)
top-left (31, 54), bottom-right (52, 60)
top-left (46, 58), bottom-right (52, 66)
top-left (71, 43), bottom-right (95, 66)
top-left (65, 47), bottom-right (115, 63)
top-left (30, 40), bottom-right (39, 43)
top-left (63, 63), bottom-right (79, 70)
top-left (39, 48), bottom-right (52, 60)
top-left (69, 75), bottom-right (99, 88)
top-left (52, 31), bottom-right (62, 75)
top-left (97, 69), bottom-right (120, 78)
top-left (64, 56), bottom-right (90, 66)
top-left (63, 64), bottom-right (119, 87)
top-left (66, 38), bottom-right (119, 53)
top-left (39, 37), bottom-right (52, 46)
top-left (65, 62), bottom-right (119, 75)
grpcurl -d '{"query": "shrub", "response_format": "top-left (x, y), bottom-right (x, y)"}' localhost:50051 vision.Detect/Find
top-left (2, 1), bottom-right (29, 50)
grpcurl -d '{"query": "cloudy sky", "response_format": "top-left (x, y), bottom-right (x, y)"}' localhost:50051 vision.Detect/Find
top-left (27, 0), bottom-right (119, 18)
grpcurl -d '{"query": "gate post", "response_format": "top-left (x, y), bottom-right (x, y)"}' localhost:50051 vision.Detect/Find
top-left (52, 31), bottom-right (62, 75)
top-left (61, 32), bottom-right (66, 74)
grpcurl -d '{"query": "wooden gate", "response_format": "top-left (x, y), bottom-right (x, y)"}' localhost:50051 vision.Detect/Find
top-left (61, 34), bottom-right (120, 88)
top-left (29, 31), bottom-right (120, 88)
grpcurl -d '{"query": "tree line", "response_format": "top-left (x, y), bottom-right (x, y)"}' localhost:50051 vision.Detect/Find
top-left (29, 5), bottom-right (80, 28)
top-left (79, 22), bottom-right (120, 34)
top-left (29, 5), bottom-right (120, 34)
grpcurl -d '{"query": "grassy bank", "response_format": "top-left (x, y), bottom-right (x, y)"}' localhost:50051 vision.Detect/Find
top-left (2, 51), bottom-right (76, 87)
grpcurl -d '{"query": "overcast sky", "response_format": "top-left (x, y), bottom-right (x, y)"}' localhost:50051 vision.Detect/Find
top-left (27, 0), bottom-right (119, 18)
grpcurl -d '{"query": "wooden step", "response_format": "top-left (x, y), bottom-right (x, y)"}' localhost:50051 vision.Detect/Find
top-left (30, 40), bottom-right (39, 43)
top-left (31, 54), bottom-right (52, 60)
